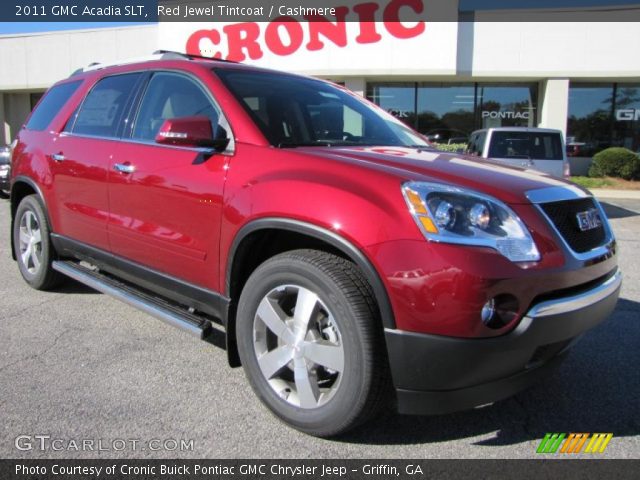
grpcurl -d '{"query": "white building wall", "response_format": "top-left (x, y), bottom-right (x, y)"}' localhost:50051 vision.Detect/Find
top-left (539, 79), bottom-right (570, 138)
top-left (470, 22), bottom-right (640, 79)
top-left (158, 21), bottom-right (460, 77)
top-left (0, 25), bottom-right (158, 91)
top-left (0, 24), bottom-right (159, 142)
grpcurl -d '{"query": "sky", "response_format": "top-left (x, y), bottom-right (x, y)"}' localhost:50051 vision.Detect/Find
top-left (0, 22), bottom-right (150, 35)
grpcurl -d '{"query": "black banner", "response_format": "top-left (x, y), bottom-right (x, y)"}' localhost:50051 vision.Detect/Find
top-left (1, 459), bottom-right (639, 480)
top-left (1, 0), bottom-right (640, 23)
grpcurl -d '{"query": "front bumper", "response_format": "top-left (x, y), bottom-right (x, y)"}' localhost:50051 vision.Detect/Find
top-left (386, 269), bottom-right (622, 415)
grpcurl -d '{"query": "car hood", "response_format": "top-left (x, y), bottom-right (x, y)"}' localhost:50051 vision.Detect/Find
top-left (297, 146), bottom-right (585, 205)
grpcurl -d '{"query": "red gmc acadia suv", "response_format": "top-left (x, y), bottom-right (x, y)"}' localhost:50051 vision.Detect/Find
top-left (9, 52), bottom-right (621, 437)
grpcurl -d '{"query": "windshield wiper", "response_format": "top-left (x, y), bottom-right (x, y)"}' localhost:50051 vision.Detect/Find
top-left (408, 144), bottom-right (435, 152)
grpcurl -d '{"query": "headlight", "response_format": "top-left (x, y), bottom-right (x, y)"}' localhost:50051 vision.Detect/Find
top-left (402, 181), bottom-right (540, 262)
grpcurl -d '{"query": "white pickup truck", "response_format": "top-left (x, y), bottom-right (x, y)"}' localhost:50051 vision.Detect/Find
top-left (466, 127), bottom-right (570, 178)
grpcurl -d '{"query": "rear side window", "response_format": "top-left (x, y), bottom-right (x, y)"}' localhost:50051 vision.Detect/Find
top-left (25, 80), bottom-right (82, 131)
top-left (73, 73), bottom-right (141, 138)
top-left (132, 72), bottom-right (219, 141)
top-left (488, 131), bottom-right (563, 160)
top-left (466, 132), bottom-right (486, 156)
top-left (466, 134), bottom-right (477, 154)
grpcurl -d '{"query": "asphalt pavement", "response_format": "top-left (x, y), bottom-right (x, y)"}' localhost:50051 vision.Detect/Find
top-left (0, 197), bottom-right (638, 459)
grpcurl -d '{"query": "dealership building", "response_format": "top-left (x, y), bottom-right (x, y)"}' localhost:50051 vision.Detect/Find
top-left (1, 1), bottom-right (640, 163)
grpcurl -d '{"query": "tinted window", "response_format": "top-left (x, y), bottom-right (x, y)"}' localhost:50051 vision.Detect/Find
top-left (25, 81), bottom-right (81, 131)
top-left (488, 131), bottom-right (563, 160)
top-left (366, 83), bottom-right (416, 128)
top-left (613, 84), bottom-right (640, 152)
top-left (133, 72), bottom-right (219, 141)
top-left (477, 84), bottom-right (537, 129)
top-left (567, 83), bottom-right (640, 156)
top-left (567, 84), bottom-right (613, 156)
top-left (367, 82), bottom-right (539, 138)
top-left (417, 83), bottom-right (475, 142)
top-left (216, 70), bottom-right (428, 148)
top-left (73, 73), bottom-right (141, 138)
top-left (467, 131), bottom-right (486, 156)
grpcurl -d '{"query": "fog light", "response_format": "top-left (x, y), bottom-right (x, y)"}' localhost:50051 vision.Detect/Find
top-left (480, 295), bottom-right (520, 329)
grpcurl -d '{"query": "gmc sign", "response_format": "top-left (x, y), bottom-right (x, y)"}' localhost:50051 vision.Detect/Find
top-left (616, 109), bottom-right (640, 121)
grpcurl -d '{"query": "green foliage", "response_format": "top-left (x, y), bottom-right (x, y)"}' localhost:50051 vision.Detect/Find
top-left (619, 156), bottom-right (640, 180)
top-left (569, 176), bottom-right (613, 189)
top-left (589, 147), bottom-right (640, 180)
top-left (436, 143), bottom-right (467, 153)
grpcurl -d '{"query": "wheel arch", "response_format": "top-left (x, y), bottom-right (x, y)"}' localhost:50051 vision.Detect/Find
top-left (224, 218), bottom-right (396, 367)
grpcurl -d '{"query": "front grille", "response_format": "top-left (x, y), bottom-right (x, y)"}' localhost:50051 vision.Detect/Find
top-left (539, 198), bottom-right (606, 253)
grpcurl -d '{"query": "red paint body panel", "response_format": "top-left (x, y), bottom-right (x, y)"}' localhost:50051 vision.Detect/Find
top-left (366, 239), bottom-right (616, 336)
top-left (108, 140), bottom-right (228, 290)
top-left (10, 58), bottom-right (617, 341)
top-left (50, 134), bottom-right (113, 251)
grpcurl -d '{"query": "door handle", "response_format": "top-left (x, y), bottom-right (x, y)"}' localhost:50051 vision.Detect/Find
top-left (50, 153), bottom-right (65, 162)
top-left (114, 163), bottom-right (135, 174)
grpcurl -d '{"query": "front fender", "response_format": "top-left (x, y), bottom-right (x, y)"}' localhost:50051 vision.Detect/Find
top-left (227, 217), bottom-right (397, 330)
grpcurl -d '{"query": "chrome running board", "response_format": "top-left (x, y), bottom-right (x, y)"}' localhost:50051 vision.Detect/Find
top-left (52, 260), bottom-right (212, 339)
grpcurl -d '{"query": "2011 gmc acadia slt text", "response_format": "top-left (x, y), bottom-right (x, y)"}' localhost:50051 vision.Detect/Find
top-left (9, 51), bottom-right (621, 437)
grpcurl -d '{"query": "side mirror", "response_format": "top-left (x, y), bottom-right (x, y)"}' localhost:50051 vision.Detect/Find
top-left (155, 116), bottom-right (229, 151)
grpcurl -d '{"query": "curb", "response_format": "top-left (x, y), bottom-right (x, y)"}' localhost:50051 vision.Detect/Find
top-left (590, 189), bottom-right (640, 200)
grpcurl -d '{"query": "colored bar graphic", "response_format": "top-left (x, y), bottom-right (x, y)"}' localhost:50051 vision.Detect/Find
top-left (560, 433), bottom-right (588, 453)
top-left (537, 433), bottom-right (566, 453)
top-left (584, 433), bottom-right (614, 453)
top-left (537, 433), bottom-right (613, 454)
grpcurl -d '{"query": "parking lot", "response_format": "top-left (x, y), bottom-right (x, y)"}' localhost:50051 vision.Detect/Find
top-left (0, 197), bottom-right (638, 459)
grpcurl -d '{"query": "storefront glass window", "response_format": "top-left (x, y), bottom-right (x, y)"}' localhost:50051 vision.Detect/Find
top-left (366, 82), bottom-right (538, 144)
top-left (567, 84), bottom-right (614, 155)
top-left (416, 83), bottom-right (475, 143)
top-left (613, 84), bottom-right (640, 153)
top-left (366, 83), bottom-right (416, 129)
top-left (476, 84), bottom-right (537, 129)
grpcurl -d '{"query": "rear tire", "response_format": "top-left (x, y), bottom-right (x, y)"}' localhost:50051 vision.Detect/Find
top-left (236, 249), bottom-right (389, 437)
top-left (13, 195), bottom-right (64, 290)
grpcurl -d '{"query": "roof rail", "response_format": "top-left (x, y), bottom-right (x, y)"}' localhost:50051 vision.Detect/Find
top-left (152, 49), bottom-right (237, 63)
top-left (70, 50), bottom-right (235, 77)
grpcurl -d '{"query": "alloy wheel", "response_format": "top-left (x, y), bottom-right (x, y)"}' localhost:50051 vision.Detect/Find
top-left (18, 210), bottom-right (43, 275)
top-left (252, 284), bottom-right (345, 409)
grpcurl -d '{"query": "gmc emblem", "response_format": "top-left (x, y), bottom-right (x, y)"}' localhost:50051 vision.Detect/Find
top-left (576, 208), bottom-right (603, 232)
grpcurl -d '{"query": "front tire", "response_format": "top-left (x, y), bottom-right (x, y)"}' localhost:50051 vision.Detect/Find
top-left (13, 195), bottom-right (64, 290)
top-left (236, 249), bottom-right (389, 437)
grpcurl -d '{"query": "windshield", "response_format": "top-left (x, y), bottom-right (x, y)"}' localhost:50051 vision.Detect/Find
top-left (214, 69), bottom-right (430, 148)
top-left (488, 131), bottom-right (564, 160)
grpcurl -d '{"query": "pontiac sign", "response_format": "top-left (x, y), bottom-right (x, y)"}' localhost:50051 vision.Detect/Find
top-left (482, 111), bottom-right (531, 120)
